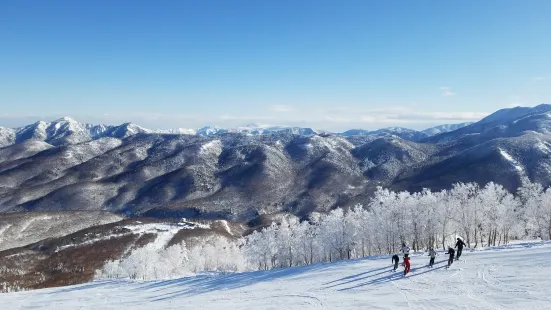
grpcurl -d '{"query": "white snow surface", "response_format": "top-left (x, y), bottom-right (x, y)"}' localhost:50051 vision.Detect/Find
top-left (0, 212), bottom-right (124, 252)
top-left (2, 241), bottom-right (550, 309)
top-left (498, 148), bottom-right (524, 172)
top-left (199, 140), bottom-right (222, 156)
top-left (123, 222), bottom-right (205, 250)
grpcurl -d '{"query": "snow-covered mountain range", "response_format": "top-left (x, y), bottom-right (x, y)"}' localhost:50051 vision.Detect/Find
top-left (0, 117), bottom-right (195, 147)
top-left (0, 117), bottom-right (472, 148)
top-left (1, 104), bottom-right (551, 295)
top-left (0, 104), bottom-right (550, 221)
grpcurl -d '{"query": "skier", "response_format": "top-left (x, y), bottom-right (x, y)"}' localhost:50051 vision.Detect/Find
top-left (445, 246), bottom-right (455, 268)
top-left (402, 243), bottom-right (411, 275)
top-left (392, 254), bottom-right (400, 272)
top-left (455, 237), bottom-right (466, 261)
top-left (428, 247), bottom-right (437, 268)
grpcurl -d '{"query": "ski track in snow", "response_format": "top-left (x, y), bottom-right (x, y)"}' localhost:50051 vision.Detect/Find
top-left (2, 241), bottom-right (551, 309)
top-left (0, 224), bottom-right (12, 239)
top-left (123, 223), bottom-right (183, 251)
top-left (56, 223), bottom-right (193, 253)
top-left (498, 148), bottom-right (524, 172)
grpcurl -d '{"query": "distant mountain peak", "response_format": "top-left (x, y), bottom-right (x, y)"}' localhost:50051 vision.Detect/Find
top-left (4, 105), bottom-right (551, 221)
top-left (243, 122), bottom-right (264, 128)
top-left (421, 122), bottom-right (473, 136)
top-left (533, 103), bottom-right (551, 112)
top-left (479, 104), bottom-right (551, 125)
top-left (2, 105), bottom-right (550, 148)
top-left (55, 116), bottom-right (78, 123)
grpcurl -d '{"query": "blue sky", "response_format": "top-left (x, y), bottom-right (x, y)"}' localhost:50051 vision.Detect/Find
top-left (1, 0), bottom-right (550, 131)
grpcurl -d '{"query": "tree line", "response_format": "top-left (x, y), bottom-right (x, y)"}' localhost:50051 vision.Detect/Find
top-left (98, 180), bottom-right (551, 279)
top-left (245, 179), bottom-right (550, 270)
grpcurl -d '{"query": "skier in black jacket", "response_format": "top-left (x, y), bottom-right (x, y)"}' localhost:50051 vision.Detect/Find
top-left (392, 254), bottom-right (399, 272)
top-left (445, 247), bottom-right (455, 268)
top-left (455, 238), bottom-right (466, 260)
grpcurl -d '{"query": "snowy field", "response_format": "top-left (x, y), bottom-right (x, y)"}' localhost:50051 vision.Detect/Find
top-left (2, 241), bottom-right (550, 309)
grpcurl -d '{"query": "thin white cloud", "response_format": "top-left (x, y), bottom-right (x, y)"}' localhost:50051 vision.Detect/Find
top-left (218, 115), bottom-right (276, 121)
top-left (323, 109), bottom-right (485, 124)
top-left (440, 87), bottom-right (457, 97)
top-left (532, 75), bottom-right (550, 81)
top-left (268, 105), bottom-right (295, 112)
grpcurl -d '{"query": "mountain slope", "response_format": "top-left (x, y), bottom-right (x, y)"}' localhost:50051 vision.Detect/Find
top-left (0, 216), bottom-right (243, 292)
top-left (2, 241), bottom-right (550, 309)
top-left (341, 123), bottom-right (473, 141)
top-left (1, 106), bottom-right (551, 220)
top-left (0, 117), bottom-right (196, 148)
top-left (1, 117), bottom-right (477, 148)
top-left (426, 104), bottom-right (551, 143)
top-left (421, 122), bottom-right (473, 136)
top-left (14, 117), bottom-right (107, 146)
top-left (342, 127), bottom-right (429, 142)
top-left (0, 211), bottom-right (124, 251)
top-left (0, 127), bottom-right (16, 147)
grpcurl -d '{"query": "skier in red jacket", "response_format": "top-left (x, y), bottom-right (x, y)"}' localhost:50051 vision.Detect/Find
top-left (402, 243), bottom-right (411, 275)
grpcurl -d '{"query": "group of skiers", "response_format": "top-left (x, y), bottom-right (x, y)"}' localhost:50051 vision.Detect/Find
top-left (392, 237), bottom-right (467, 275)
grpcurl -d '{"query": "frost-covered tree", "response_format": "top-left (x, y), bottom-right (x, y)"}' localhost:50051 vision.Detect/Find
top-left (99, 180), bottom-right (550, 278)
top-left (437, 189), bottom-right (456, 249)
top-left (477, 182), bottom-right (515, 246)
top-left (245, 224), bottom-right (278, 270)
top-left (98, 242), bottom-right (189, 281)
top-left (496, 192), bottom-right (520, 245)
top-left (318, 208), bottom-right (353, 261)
top-left (518, 179), bottom-right (551, 240)
top-left (369, 187), bottom-right (401, 253)
top-left (348, 204), bottom-right (372, 257)
top-left (450, 183), bottom-right (479, 247)
top-left (275, 216), bottom-right (300, 267)
top-left (188, 236), bottom-right (248, 272)
top-left (417, 189), bottom-right (440, 250)
top-left (295, 220), bottom-right (318, 265)
top-left (537, 188), bottom-right (551, 240)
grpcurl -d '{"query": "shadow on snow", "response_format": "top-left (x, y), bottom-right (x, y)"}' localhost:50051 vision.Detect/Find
top-left (144, 263), bottom-right (330, 301)
top-left (53, 242), bottom-right (549, 301)
top-left (335, 262), bottom-right (449, 291)
top-left (142, 254), bottom-right (398, 301)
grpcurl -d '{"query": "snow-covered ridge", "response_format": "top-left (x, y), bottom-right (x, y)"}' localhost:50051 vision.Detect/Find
top-left (199, 140), bottom-right (222, 156)
top-left (421, 122), bottom-right (473, 136)
top-left (123, 220), bottom-right (210, 235)
top-left (0, 116), bottom-right (477, 148)
top-left (427, 104), bottom-right (551, 143)
top-left (3, 104), bottom-right (551, 148)
top-left (0, 117), bottom-right (196, 148)
top-left (0, 212), bottom-right (124, 252)
top-left (55, 220), bottom-right (211, 252)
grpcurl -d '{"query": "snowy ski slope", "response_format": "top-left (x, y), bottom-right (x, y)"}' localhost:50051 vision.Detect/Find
top-left (2, 241), bottom-right (550, 309)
